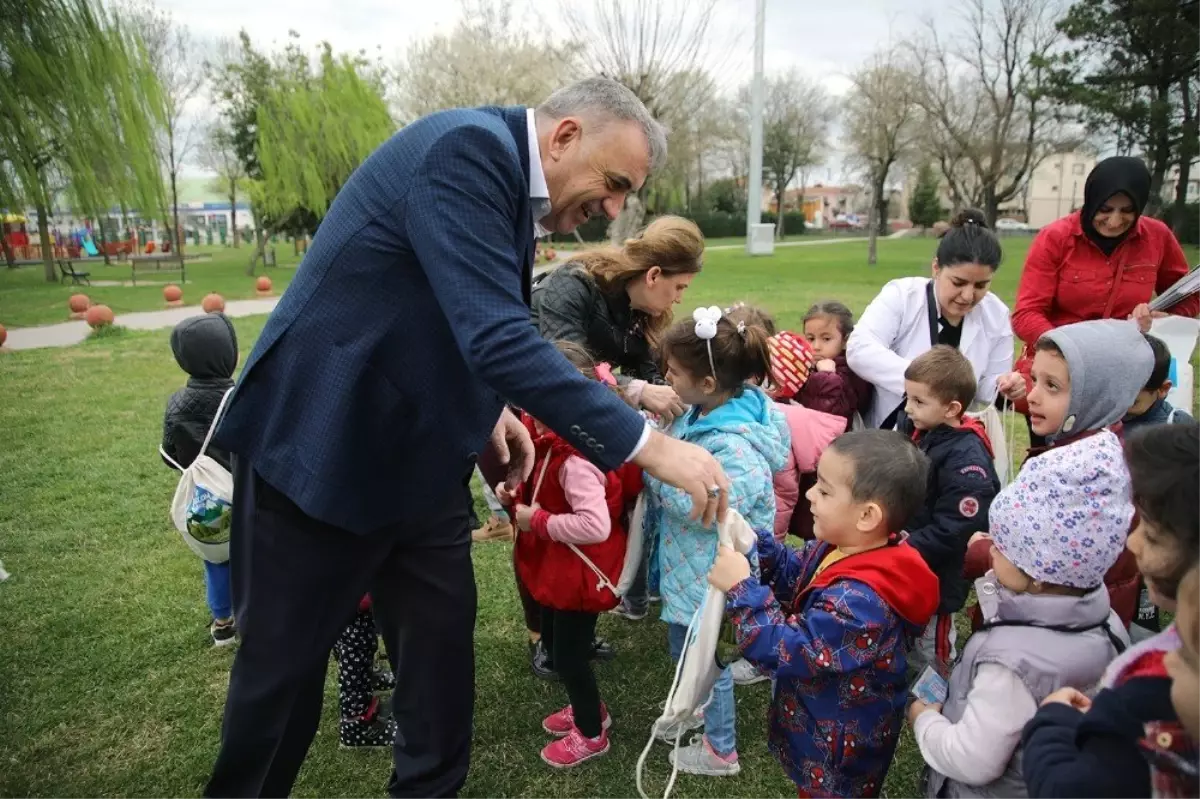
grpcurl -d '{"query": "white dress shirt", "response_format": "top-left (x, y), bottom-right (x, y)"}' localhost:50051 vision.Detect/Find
top-left (524, 108), bottom-right (651, 462)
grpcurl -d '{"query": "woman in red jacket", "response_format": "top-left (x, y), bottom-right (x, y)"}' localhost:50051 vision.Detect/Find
top-left (1012, 156), bottom-right (1197, 435)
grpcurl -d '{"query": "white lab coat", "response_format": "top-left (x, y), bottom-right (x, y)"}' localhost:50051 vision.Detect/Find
top-left (847, 276), bottom-right (1014, 429)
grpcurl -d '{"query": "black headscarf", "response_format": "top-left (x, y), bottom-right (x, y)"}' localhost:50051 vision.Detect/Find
top-left (1081, 156), bottom-right (1152, 256)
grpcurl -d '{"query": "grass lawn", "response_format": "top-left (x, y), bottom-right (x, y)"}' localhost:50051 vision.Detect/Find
top-left (0, 235), bottom-right (1193, 797)
top-left (0, 245), bottom-right (304, 329)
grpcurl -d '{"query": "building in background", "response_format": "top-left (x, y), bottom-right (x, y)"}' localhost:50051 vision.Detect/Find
top-left (1020, 150), bottom-right (1096, 228)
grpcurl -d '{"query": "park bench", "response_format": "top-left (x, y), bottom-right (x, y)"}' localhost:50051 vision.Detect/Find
top-left (130, 255), bottom-right (186, 286)
top-left (57, 259), bottom-right (91, 285)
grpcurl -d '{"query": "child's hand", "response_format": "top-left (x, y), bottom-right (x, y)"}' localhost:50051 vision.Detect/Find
top-left (708, 545), bottom-right (751, 592)
top-left (906, 698), bottom-right (942, 725)
top-left (815, 359), bottom-right (837, 373)
top-left (514, 503), bottom-right (538, 533)
top-left (495, 483), bottom-right (517, 506)
top-left (996, 371), bottom-right (1027, 401)
top-left (968, 531), bottom-right (991, 548)
top-left (1041, 687), bottom-right (1092, 712)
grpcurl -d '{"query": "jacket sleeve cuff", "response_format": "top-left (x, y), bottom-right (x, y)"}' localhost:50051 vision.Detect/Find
top-left (531, 508), bottom-right (553, 539)
top-left (623, 421), bottom-right (653, 463)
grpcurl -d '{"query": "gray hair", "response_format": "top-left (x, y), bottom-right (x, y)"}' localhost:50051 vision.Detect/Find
top-left (537, 76), bottom-right (668, 173)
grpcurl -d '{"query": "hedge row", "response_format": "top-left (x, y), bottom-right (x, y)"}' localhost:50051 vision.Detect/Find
top-left (546, 211), bottom-right (808, 243)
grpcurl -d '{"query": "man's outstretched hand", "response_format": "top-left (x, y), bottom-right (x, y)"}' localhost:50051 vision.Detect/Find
top-left (490, 407), bottom-right (535, 491)
top-left (633, 430), bottom-right (730, 526)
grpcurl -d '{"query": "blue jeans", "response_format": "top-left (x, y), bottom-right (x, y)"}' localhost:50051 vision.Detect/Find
top-left (667, 622), bottom-right (737, 756)
top-left (203, 560), bottom-right (233, 620)
top-left (622, 550), bottom-right (650, 614)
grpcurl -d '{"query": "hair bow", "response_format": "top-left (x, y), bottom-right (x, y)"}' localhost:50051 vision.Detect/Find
top-left (595, 362), bottom-right (618, 387)
top-left (693, 306), bottom-right (722, 375)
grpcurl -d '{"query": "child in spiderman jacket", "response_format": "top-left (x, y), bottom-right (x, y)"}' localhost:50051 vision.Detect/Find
top-left (708, 430), bottom-right (939, 798)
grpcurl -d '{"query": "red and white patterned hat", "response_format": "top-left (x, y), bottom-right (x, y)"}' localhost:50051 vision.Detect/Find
top-left (767, 331), bottom-right (815, 401)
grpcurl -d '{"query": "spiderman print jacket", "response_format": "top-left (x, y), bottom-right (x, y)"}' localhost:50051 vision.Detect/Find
top-left (726, 531), bottom-right (938, 798)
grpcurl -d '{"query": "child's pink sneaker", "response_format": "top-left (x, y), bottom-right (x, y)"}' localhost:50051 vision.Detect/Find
top-left (540, 726), bottom-right (610, 768)
top-left (542, 703), bottom-right (613, 737)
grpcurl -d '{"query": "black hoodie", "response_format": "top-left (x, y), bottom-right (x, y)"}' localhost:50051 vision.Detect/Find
top-left (1081, 156), bottom-right (1152, 257)
top-left (161, 313), bottom-right (239, 471)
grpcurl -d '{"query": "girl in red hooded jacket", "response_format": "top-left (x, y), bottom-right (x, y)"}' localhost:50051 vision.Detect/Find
top-left (498, 341), bottom-right (642, 770)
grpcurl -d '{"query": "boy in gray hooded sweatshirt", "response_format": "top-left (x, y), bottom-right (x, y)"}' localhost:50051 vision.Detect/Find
top-left (963, 319), bottom-right (1155, 628)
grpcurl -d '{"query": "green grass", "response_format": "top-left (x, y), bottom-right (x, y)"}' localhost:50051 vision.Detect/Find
top-left (0, 245), bottom-right (303, 329)
top-left (0, 236), bottom-right (1193, 797)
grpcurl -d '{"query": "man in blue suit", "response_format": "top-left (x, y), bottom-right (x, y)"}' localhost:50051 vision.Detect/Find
top-left (204, 77), bottom-right (731, 798)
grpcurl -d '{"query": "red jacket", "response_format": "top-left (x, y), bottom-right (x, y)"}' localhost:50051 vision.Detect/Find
top-left (795, 354), bottom-right (872, 427)
top-left (513, 420), bottom-right (639, 614)
top-left (1012, 213), bottom-right (1197, 351)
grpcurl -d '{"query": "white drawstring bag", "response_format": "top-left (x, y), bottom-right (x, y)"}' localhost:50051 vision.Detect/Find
top-left (159, 388), bottom-right (235, 564)
top-left (636, 508), bottom-right (758, 799)
top-left (1150, 314), bottom-right (1200, 414)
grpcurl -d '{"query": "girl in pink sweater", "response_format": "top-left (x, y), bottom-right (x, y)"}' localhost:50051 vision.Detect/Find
top-left (502, 341), bottom-right (641, 769)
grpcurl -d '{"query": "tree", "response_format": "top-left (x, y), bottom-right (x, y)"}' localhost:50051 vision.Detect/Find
top-left (396, 0), bottom-right (574, 121)
top-left (208, 32), bottom-right (392, 271)
top-left (754, 71), bottom-right (835, 239)
top-left (908, 162), bottom-right (945, 228)
top-left (0, 0), bottom-right (164, 280)
top-left (563, 0), bottom-right (728, 241)
top-left (843, 46), bottom-right (920, 262)
top-left (255, 43), bottom-right (394, 225)
top-left (1047, 0), bottom-right (1200, 227)
top-left (124, 0), bottom-right (207, 255)
top-left (198, 122), bottom-right (247, 246)
top-left (704, 177), bottom-right (745, 214)
top-left (908, 0), bottom-right (1066, 226)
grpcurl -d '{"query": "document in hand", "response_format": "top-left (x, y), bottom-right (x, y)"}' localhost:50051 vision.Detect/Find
top-left (1150, 265), bottom-right (1200, 312)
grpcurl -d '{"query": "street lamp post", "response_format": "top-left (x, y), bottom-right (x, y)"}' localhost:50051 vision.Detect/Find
top-left (745, 0), bottom-right (768, 255)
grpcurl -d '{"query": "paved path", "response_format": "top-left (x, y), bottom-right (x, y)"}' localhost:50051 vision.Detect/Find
top-left (4, 298), bottom-right (280, 351)
top-left (4, 235), bottom-right (888, 351)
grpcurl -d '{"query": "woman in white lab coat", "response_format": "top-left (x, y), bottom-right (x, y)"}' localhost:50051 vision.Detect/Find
top-left (847, 210), bottom-right (1027, 430)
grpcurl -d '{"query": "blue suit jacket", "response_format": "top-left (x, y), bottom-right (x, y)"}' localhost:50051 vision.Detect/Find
top-left (214, 106), bottom-right (646, 534)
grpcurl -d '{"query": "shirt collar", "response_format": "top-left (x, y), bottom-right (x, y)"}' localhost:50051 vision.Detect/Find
top-left (526, 108), bottom-right (551, 238)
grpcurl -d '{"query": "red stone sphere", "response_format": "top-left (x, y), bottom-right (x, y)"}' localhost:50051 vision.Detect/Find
top-left (0, 323), bottom-right (6, 348)
top-left (256, 276), bottom-right (272, 292)
top-left (69, 294), bottom-right (90, 313)
top-left (163, 284), bottom-right (183, 302)
top-left (202, 293), bottom-right (226, 313)
top-left (85, 304), bottom-right (115, 328)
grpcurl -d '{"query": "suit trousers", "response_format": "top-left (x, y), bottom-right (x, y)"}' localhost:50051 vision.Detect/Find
top-left (205, 459), bottom-right (476, 798)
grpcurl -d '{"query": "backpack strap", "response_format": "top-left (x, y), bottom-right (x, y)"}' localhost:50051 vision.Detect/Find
top-left (196, 387), bottom-right (236, 461)
top-left (978, 617), bottom-right (1127, 654)
top-left (159, 445), bottom-right (185, 472)
top-left (567, 543), bottom-right (619, 595)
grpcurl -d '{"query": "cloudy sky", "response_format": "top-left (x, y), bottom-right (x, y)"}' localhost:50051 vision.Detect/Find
top-left (159, 0), bottom-right (946, 180)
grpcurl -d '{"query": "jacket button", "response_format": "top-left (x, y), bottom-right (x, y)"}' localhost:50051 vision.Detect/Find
top-left (596, 444), bottom-right (605, 454)
top-left (570, 425), bottom-right (581, 435)
top-left (587, 437), bottom-right (597, 448)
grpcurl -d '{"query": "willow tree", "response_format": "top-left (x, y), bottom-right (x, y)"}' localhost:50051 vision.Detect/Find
top-left (254, 44), bottom-right (394, 230)
top-left (0, 0), bottom-right (164, 280)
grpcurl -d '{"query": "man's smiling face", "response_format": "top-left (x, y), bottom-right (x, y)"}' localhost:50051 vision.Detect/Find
top-left (540, 116), bottom-right (650, 234)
